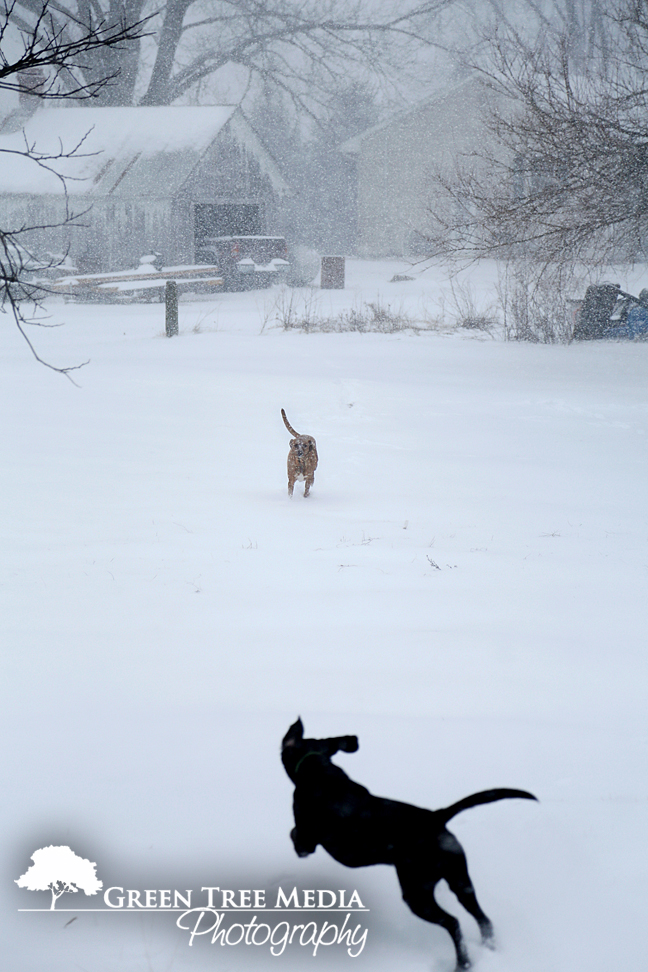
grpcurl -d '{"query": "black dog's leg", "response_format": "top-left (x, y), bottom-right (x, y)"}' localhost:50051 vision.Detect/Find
top-left (396, 867), bottom-right (471, 970)
top-left (441, 834), bottom-right (495, 947)
top-left (447, 878), bottom-right (494, 948)
top-left (290, 826), bottom-right (317, 858)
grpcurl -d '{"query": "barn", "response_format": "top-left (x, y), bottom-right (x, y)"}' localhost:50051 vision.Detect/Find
top-left (0, 105), bottom-right (289, 272)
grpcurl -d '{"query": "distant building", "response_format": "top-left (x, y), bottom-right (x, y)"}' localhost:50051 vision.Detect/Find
top-left (340, 80), bottom-right (491, 258)
top-left (0, 105), bottom-right (289, 271)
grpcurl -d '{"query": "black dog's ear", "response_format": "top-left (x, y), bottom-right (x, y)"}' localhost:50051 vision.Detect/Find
top-left (339, 735), bottom-right (359, 753)
top-left (283, 718), bottom-right (304, 748)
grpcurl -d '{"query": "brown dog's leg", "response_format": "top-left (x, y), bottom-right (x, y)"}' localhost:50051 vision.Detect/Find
top-left (304, 474), bottom-right (314, 497)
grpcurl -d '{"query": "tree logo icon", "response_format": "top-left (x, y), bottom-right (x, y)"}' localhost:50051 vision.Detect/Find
top-left (16, 845), bottom-right (103, 910)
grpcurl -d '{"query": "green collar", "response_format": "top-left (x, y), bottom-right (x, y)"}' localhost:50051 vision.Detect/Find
top-left (294, 750), bottom-right (320, 774)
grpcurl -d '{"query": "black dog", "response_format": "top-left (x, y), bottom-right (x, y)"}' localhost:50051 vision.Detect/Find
top-left (282, 718), bottom-right (537, 970)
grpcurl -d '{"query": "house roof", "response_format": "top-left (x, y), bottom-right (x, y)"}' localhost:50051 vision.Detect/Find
top-left (0, 105), bottom-right (288, 196)
top-left (339, 77), bottom-right (482, 155)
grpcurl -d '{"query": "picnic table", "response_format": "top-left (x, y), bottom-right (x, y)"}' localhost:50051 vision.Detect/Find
top-left (49, 258), bottom-right (224, 303)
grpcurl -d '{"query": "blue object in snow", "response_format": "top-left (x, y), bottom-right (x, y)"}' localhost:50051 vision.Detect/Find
top-left (606, 303), bottom-right (648, 339)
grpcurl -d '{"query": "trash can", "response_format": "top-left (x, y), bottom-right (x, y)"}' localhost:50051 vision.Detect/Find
top-left (320, 256), bottom-right (345, 290)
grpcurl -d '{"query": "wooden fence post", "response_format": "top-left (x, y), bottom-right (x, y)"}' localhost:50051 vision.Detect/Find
top-left (165, 280), bottom-right (178, 336)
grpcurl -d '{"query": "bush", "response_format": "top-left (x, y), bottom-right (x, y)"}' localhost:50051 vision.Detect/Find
top-left (269, 291), bottom-right (428, 333)
top-left (497, 260), bottom-right (584, 344)
top-left (446, 277), bottom-right (499, 334)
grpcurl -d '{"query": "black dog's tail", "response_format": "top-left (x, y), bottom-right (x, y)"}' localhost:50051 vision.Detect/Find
top-left (437, 788), bottom-right (538, 825)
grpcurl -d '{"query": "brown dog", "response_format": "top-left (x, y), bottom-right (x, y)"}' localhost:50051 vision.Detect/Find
top-left (282, 409), bottom-right (318, 497)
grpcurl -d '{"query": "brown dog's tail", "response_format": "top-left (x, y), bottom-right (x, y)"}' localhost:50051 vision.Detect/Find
top-left (437, 788), bottom-right (538, 825)
top-left (281, 408), bottom-right (300, 437)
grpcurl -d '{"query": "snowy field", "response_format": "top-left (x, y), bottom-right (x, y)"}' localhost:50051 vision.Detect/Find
top-left (3, 259), bottom-right (648, 972)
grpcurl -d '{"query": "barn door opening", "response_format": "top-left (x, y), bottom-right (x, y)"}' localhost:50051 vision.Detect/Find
top-left (194, 204), bottom-right (263, 246)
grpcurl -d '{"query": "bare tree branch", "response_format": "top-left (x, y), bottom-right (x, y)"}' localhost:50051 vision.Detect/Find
top-left (423, 1), bottom-right (648, 269)
top-left (8, 0), bottom-right (450, 108)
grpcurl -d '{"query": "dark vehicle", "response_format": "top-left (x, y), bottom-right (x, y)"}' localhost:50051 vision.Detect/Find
top-left (195, 236), bottom-right (290, 291)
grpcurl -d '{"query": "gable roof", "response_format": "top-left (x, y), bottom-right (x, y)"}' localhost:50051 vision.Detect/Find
top-left (0, 105), bottom-right (288, 196)
top-left (339, 77), bottom-right (483, 155)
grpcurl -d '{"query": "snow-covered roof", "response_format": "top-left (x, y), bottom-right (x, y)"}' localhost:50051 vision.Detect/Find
top-left (0, 105), bottom-right (288, 196)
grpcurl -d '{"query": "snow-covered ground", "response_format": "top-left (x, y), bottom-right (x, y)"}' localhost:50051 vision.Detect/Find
top-left (3, 259), bottom-right (647, 972)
